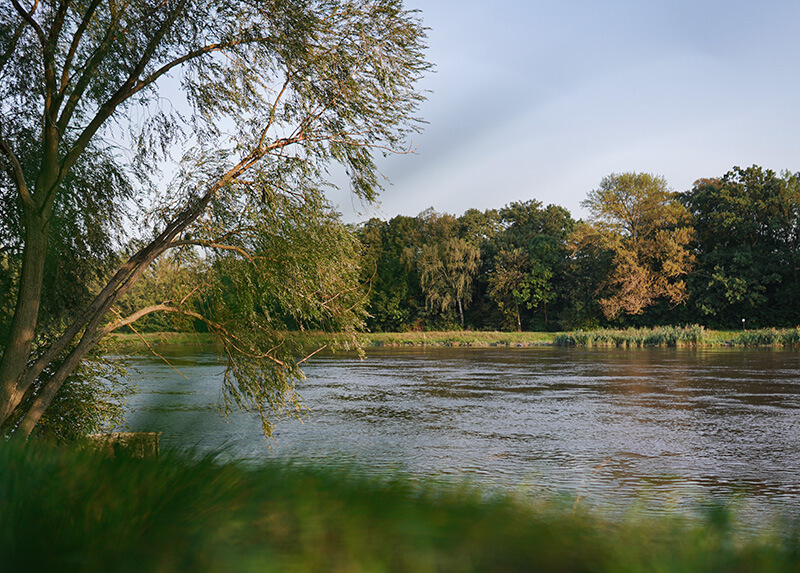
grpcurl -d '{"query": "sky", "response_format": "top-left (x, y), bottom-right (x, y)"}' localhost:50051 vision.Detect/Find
top-left (327, 0), bottom-right (800, 223)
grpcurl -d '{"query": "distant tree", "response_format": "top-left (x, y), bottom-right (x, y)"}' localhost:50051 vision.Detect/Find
top-left (486, 248), bottom-right (530, 331)
top-left (483, 201), bottom-right (572, 330)
top-left (576, 173), bottom-right (695, 319)
top-left (358, 216), bottom-right (426, 332)
top-left (418, 237), bottom-right (480, 329)
top-left (683, 166), bottom-right (800, 327)
top-left (407, 212), bottom-right (480, 329)
top-left (458, 208), bottom-right (502, 246)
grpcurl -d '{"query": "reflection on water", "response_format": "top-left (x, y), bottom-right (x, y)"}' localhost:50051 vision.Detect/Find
top-left (122, 346), bottom-right (800, 520)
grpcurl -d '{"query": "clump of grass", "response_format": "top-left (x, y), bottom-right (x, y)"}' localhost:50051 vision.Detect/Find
top-left (2, 442), bottom-right (799, 572)
top-left (724, 327), bottom-right (800, 347)
top-left (554, 325), bottom-right (708, 348)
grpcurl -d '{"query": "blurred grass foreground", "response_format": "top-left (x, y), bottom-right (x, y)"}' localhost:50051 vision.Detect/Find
top-left (3, 442), bottom-right (800, 572)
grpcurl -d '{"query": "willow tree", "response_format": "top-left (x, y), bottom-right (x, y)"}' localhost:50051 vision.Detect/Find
top-left (575, 172), bottom-right (695, 318)
top-left (0, 0), bottom-right (428, 438)
top-left (417, 237), bottom-right (480, 329)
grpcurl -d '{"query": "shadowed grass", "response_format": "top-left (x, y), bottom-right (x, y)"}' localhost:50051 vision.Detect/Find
top-left (2, 442), bottom-right (799, 572)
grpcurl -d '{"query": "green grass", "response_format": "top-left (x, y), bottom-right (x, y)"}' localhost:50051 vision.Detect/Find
top-left (105, 327), bottom-right (800, 355)
top-left (361, 330), bottom-right (556, 347)
top-left (102, 331), bottom-right (218, 353)
top-left (2, 442), bottom-right (800, 572)
top-left (553, 325), bottom-right (708, 348)
top-left (554, 326), bottom-right (800, 348)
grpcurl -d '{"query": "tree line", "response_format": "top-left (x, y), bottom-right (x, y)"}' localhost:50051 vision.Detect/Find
top-left (357, 166), bottom-right (800, 332)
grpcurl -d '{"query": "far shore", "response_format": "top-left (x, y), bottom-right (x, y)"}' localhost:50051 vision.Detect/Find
top-left (102, 326), bottom-right (800, 354)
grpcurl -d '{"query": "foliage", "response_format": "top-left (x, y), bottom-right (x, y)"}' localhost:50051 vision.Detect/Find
top-left (417, 236), bottom-right (480, 329)
top-left (0, 0), bottom-right (429, 438)
top-left (3, 442), bottom-right (800, 572)
top-left (577, 172), bottom-right (695, 318)
top-left (357, 215), bottom-right (426, 332)
top-left (683, 166), bottom-right (800, 328)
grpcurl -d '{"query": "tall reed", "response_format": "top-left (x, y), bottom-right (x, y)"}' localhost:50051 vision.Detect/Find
top-left (553, 325), bottom-right (707, 347)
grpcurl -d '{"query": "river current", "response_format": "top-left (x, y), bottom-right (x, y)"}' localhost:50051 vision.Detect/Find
top-left (121, 346), bottom-right (800, 521)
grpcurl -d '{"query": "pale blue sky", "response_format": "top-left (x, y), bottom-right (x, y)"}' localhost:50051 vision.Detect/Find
top-left (330, 0), bottom-right (800, 222)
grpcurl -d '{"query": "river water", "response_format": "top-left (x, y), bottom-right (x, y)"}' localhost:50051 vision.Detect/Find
top-left (121, 346), bottom-right (800, 521)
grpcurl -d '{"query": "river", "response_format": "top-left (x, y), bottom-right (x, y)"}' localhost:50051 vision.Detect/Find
top-left (121, 346), bottom-right (800, 521)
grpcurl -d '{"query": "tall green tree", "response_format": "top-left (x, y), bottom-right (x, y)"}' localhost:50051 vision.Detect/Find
top-left (417, 238), bottom-right (480, 329)
top-left (413, 212), bottom-right (479, 329)
top-left (0, 0), bottom-right (428, 438)
top-left (357, 215), bottom-right (425, 332)
top-left (683, 166), bottom-right (800, 327)
top-left (484, 201), bottom-right (573, 330)
top-left (576, 173), bottom-right (695, 319)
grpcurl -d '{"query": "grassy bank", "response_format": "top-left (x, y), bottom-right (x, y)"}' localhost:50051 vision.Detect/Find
top-left (554, 326), bottom-right (800, 348)
top-left (2, 442), bottom-right (798, 572)
top-left (101, 331), bottom-right (219, 353)
top-left (104, 326), bottom-right (800, 354)
top-left (362, 330), bottom-right (555, 347)
top-left (103, 330), bottom-right (557, 353)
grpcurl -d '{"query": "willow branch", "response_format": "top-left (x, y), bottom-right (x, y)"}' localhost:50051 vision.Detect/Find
top-left (0, 138), bottom-right (35, 209)
top-left (58, 0), bottom-right (103, 97)
top-left (108, 307), bottom-right (188, 379)
top-left (168, 239), bottom-right (258, 266)
top-left (0, 0), bottom-right (37, 75)
top-left (296, 344), bottom-right (327, 365)
top-left (9, 0), bottom-right (45, 49)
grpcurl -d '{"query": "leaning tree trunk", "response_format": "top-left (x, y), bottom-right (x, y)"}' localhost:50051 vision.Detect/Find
top-left (0, 194), bottom-right (53, 428)
top-left (2, 147), bottom-right (261, 437)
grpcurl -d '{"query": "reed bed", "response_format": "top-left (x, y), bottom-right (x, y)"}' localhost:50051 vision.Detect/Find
top-left (2, 442), bottom-right (799, 572)
top-left (723, 327), bottom-right (800, 347)
top-left (553, 325), bottom-right (708, 347)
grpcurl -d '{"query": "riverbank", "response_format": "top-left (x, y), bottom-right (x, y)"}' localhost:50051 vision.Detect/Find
top-left (3, 441), bottom-right (798, 572)
top-left (104, 326), bottom-right (800, 353)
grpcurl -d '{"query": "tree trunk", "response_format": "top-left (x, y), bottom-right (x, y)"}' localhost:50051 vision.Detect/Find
top-left (516, 303), bottom-right (521, 332)
top-left (457, 298), bottom-right (465, 329)
top-left (0, 209), bottom-right (50, 427)
top-left (3, 156), bottom-right (243, 436)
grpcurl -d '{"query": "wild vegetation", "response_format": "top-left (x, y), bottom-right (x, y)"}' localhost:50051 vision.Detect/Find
top-left (1, 0), bottom-right (799, 487)
top-left (355, 166), bottom-right (800, 334)
top-left (0, 0), bottom-right (429, 440)
top-left (3, 441), bottom-right (800, 572)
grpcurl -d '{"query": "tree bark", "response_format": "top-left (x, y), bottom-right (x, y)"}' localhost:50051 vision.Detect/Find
top-left (0, 207), bottom-right (50, 427)
top-left (7, 147), bottom-right (265, 436)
